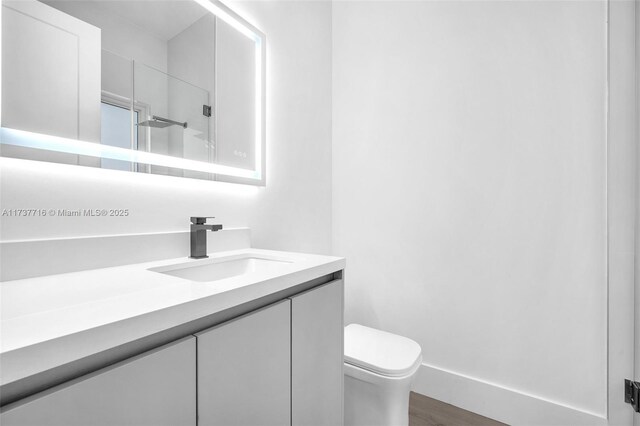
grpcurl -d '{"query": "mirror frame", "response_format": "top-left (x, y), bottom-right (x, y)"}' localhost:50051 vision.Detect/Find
top-left (0, 0), bottom-right (266, 186)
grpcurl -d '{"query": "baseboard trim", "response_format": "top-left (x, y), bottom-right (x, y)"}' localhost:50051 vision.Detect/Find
top-left (412, 363), bottom-right (607, 426)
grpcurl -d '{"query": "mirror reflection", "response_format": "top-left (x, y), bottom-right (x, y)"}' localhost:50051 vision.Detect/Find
top-left (1, 0), bottom-right (262, 182)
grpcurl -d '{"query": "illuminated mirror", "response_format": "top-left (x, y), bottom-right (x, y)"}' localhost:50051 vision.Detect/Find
top-left (1, 0), bottom-right (265, 185)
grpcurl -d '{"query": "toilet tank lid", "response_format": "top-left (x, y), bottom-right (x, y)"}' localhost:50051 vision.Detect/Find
top-left (344, 324), bottom-right (422, 377)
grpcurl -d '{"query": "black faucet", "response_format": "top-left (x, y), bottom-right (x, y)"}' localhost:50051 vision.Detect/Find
top-left (190, 217), bottom-right (223, 259)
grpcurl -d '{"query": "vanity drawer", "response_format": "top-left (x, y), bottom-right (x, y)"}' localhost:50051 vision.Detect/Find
top-left (0, 337), bottom-right (196, 426)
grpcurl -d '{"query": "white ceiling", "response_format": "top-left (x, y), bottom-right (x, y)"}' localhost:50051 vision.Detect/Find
top-left (43, 0), bottom-right (210, 41)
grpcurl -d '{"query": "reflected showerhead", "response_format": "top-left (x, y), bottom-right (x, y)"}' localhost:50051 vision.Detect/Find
top-left (137, 115), bottom-right (187, 129)
top-left (138, 119), bottom-right (172, 128)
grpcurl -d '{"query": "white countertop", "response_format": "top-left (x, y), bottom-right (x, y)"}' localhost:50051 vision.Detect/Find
top-left (0, 248), bottom-right (345, 387)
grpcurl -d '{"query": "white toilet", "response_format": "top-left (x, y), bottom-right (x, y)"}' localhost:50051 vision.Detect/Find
top-left (344, 324), bottom-right (422, 426)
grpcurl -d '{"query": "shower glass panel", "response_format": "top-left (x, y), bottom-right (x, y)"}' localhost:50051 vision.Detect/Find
top-left (134, 62), bottom-right (212, 177)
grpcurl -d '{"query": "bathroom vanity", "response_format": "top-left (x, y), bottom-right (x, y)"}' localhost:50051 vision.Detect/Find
top-left (0, 249), bottom-right (345, 426)
top-left (0, 0), bottom-right (343, 421)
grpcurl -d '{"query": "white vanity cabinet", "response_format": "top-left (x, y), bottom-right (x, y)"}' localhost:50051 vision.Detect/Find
top-left (1, 276), bottom-right (345, 426)
top-left (196, 299), bottom-right (292, 426)
top-left (0, 337), bottom-right (197, 426)
top-left (290, 279), bottom-right (344, 425)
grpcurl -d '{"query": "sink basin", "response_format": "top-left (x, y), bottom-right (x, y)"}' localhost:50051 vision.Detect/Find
top-left (149, 256), bottom-right (293, 283)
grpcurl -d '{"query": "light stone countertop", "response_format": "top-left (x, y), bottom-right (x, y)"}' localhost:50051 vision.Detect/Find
top-left (0, 248), bottom-right (345, 387)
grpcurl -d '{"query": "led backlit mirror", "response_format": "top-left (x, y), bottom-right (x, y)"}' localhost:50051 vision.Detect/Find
top-left (1, 0), bottom-right (265, 185)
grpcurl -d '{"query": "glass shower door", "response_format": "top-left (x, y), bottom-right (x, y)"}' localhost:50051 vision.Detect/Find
top-left (134, 62), bottom-right (212, 178)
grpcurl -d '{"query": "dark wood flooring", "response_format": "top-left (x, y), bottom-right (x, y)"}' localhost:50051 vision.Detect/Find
top-left (409, 392), bottom-right (508, 426)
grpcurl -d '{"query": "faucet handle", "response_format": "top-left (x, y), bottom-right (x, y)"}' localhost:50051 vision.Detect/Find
top-left (191, 216), bottom-right (215, 225)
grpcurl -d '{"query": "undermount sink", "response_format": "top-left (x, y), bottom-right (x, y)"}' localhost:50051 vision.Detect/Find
top-left (149, 256), bottom-right (293, 283)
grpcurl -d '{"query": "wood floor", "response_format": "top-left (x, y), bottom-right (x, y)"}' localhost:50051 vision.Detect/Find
top-left (409, 392), bottom-right (508, 426)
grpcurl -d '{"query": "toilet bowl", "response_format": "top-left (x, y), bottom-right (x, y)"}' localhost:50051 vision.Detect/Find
top-left (344, 324), bottom-right (422, 426)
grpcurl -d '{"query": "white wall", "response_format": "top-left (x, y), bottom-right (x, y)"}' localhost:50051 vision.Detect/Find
top-left (228, 0), bottom-right (333, 253)
top-left (0, 1), bottom-right (332, 257)
top-left (332, 1), bottom-right (607, 423)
